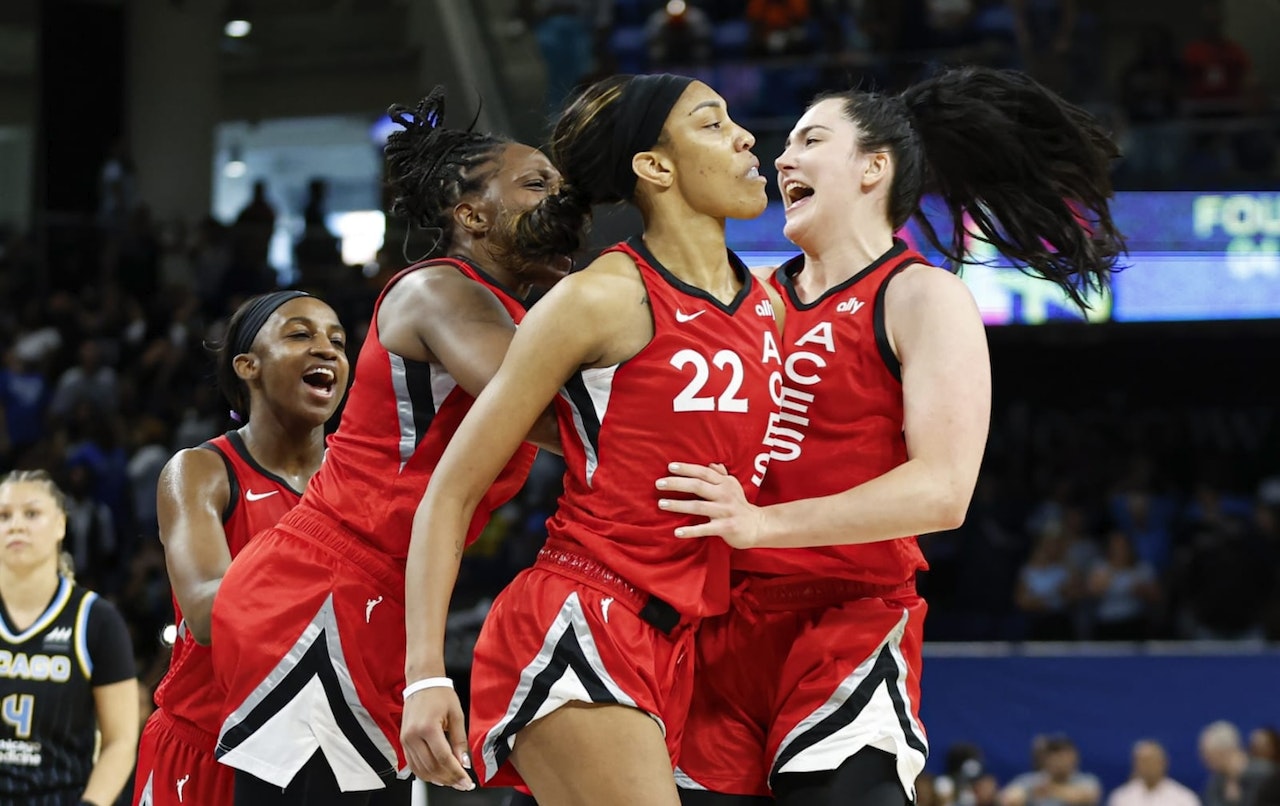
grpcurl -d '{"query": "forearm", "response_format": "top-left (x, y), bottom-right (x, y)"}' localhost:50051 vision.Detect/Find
top-left (176, 578), bottom-right (222, 645)
top-left (80, 739), bottom-right (136, 806)
top-left (404, 488), bottom-right (477, 681)
top-left (756, 458), bottom-right (971, 549)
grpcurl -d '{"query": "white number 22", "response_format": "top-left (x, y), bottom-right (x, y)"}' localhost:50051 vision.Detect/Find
top-left (670, 349), bottom-right (749, 413)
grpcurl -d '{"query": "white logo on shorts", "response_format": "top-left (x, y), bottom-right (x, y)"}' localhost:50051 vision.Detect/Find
top-left (600, 597), bottom-right (614, 623)
top-left (176, 773), bottom-right (190, 802)
top-left (366, 596), bottom-right (383, 623)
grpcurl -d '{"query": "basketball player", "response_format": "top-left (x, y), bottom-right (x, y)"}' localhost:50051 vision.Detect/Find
top-left (0, 470), bottom-right (137, 806)
top-left (400, 74), bottom-right (783, 806)
top-left (132, 291), bottom-right (352, 806)
top-left (210, 87), bottom-right (568, 805)
top-left (660, 66), bottom-right (1125, 806)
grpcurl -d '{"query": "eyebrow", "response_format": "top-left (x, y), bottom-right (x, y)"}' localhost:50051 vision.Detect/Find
top-left (283, 316), bottom-right (345, 333)
top-left (688, 100), bottom-right (723, 115)
top-left (787, 124), bottom-right (833, 144)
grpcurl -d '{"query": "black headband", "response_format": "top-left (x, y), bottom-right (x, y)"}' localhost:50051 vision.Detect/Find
top-left (608, 73), bottom-right (695, 200)
top-left (232, 290), bottom-right (311, 356)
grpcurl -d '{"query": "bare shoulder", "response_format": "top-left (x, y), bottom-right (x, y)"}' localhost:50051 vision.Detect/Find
top-left (547, 250), bottom-right (647, 313)
top-left (886, 262), bottom-right (979, 312)
top-left (157, 445), bottom-right (229, 520)
top-left (384, 263), bottom-right (510, 321)
top-left (160, 445), bottom-right (227, 489)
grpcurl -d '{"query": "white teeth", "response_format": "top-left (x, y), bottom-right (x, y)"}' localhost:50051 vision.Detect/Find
top-left (747, 166), bottom-right (759, 178)
top-left (305, 367), bottom-right (335, 381)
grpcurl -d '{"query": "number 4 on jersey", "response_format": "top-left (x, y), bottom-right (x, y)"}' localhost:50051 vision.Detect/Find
top-left (2, 693), bottom-right (34, 738)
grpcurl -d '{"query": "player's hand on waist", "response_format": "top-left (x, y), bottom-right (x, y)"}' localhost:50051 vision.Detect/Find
top-left (657, 462), bottom-right (764, 549)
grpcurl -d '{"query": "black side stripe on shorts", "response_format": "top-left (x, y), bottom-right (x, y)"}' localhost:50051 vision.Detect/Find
top-left (489, 625), bottom-right (619, 771)
top-left (770, 643), bottom-right (927, 781)
top-left (216, 628), bottom-right (396, 780)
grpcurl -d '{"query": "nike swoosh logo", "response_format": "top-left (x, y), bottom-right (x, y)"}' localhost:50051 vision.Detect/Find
top-left (245, 490), bottom-right (279, 501)
top-left (675, 309), bottom-right (706, 323)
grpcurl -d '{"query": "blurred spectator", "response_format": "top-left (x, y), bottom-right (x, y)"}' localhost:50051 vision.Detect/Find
top-left (234, 179), bottom-right (278, 272)
top-left (1016, 531), bottom-right (1082, 640)
top-left (1088, 530), bottom-right (1160, 641)
top-left (1001, 735), bottom-right (1101, 806)
top-left (745, 0), bottom-right (811, 56)
top-left (1118, 26), bottom-right (1184, 183)
top-left (0, 347), bottom-right (52, 460)
top-left (516, 0), bottom-right (610, 111)
top-left (294, 177), bottom-right (343, 288)
top-left (1181, 2), bottom-right (1252, 112)
top-left (1172, 494), bottom-right (1273, 640)
top-left (936, 742), bottom-right (994, 806)
top-left (98, 138), bottom-right (137, 234)
top-left (50, 339), bottom-right (119, 421)
top-left (62, 461), bottom-right (119, 593)
top-left (646, 0), bottom-right (714, 67)
top-left (1199, 721), bottom-right (1267, 806)
top-left (1250, 728), bottom-right (1280, 770)
top-left (1010, 0), bottom-right (1077, 94)
top-left (1107, 740), bottom-right (1199, 806)
top-left (192, 215), bottom-right (234, 314)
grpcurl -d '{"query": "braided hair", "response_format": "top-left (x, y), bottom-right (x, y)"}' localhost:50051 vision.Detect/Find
top-left (384, 87), bottom-right (512, 258)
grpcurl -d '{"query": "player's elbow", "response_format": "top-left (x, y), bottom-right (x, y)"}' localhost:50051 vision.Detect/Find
top-left (929, 474), bottom-right (974, 531)
top-left (185, 613), bottom-right (213, 646)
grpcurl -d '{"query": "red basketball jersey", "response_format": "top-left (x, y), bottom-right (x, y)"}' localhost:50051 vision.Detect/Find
top-left (299, 257), bottom-right (537, 557)
top-left (735, 239), bottom-right (928, 585)
top-left (546, 238), bottom-right (782, 617)
top-left (153, 431), bottom-right (301, 743)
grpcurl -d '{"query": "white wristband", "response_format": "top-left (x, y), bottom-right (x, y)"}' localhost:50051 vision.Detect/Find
top-left (403, 676), bottom-right (454, 701)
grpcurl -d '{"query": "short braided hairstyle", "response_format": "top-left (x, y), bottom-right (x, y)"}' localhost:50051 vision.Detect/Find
top-left (384, 87), bottom-right (511, 258)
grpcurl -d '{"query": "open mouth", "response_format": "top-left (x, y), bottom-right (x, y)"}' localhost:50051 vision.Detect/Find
top-left (302, 366), bottom-right (338, 398)
top-left (783, 180), bottom-right (815, 209)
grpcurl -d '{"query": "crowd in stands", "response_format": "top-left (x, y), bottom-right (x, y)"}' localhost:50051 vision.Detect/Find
top-left (506, 0), bottom-right (1278, 189)
top-left (919, 722), bottom-right (1280, 806)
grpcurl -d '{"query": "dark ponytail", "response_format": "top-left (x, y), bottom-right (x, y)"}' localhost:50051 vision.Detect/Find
top-left (384, 86), bottom-right (511, 259)
top-left (507, 75), bottom-right (634, 266)
top-left (830, 66), bottom-right (1124, 308)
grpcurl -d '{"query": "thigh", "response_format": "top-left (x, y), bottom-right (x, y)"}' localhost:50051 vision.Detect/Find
top-left (511, 702), bottom-right (681, 806)
top-left (470, 568), bottom-right (693, 789)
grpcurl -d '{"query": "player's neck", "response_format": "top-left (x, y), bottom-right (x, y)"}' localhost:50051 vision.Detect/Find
top-left (640, 216), bottom-right (739, 302)
top-left (237, 420), bottom-right (326, 487)
top-left (0, 564), bottom-right (61, 626)
top-left (795, 230), bottom-right (895, 301)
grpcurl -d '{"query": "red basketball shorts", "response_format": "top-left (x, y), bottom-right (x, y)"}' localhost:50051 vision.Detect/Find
top-left (210, 509), bottom-right (409, 792)
top-left (468, 547), bottom-right (697, 789)
top-left (676, 574), bottom-right (928, 799)
top-left (133, 710), bottom-right (234, 805)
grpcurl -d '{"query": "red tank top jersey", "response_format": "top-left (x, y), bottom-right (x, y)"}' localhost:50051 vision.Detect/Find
top-left (298, 257), bottom-right (536, 557)
top-left (735, 239), bottom-right (928, 585)
top-left (545, 237), bottom-right (782, 617)
top-left (154, 431), bottom-right (301, 739)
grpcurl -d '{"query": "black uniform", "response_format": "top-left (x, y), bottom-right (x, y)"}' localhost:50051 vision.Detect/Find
top-left (0, 577), bottom-right (135, 805)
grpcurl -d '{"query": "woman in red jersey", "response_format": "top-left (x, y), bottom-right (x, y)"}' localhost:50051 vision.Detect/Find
top-left (132, 290), bottom-right (351, 806)
top-left (400, 74), bottom-right (784, 805)
top-left (661, 66), bottom-right (1126, 806)
top-left (209, 88), bottom-right (567, 805)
